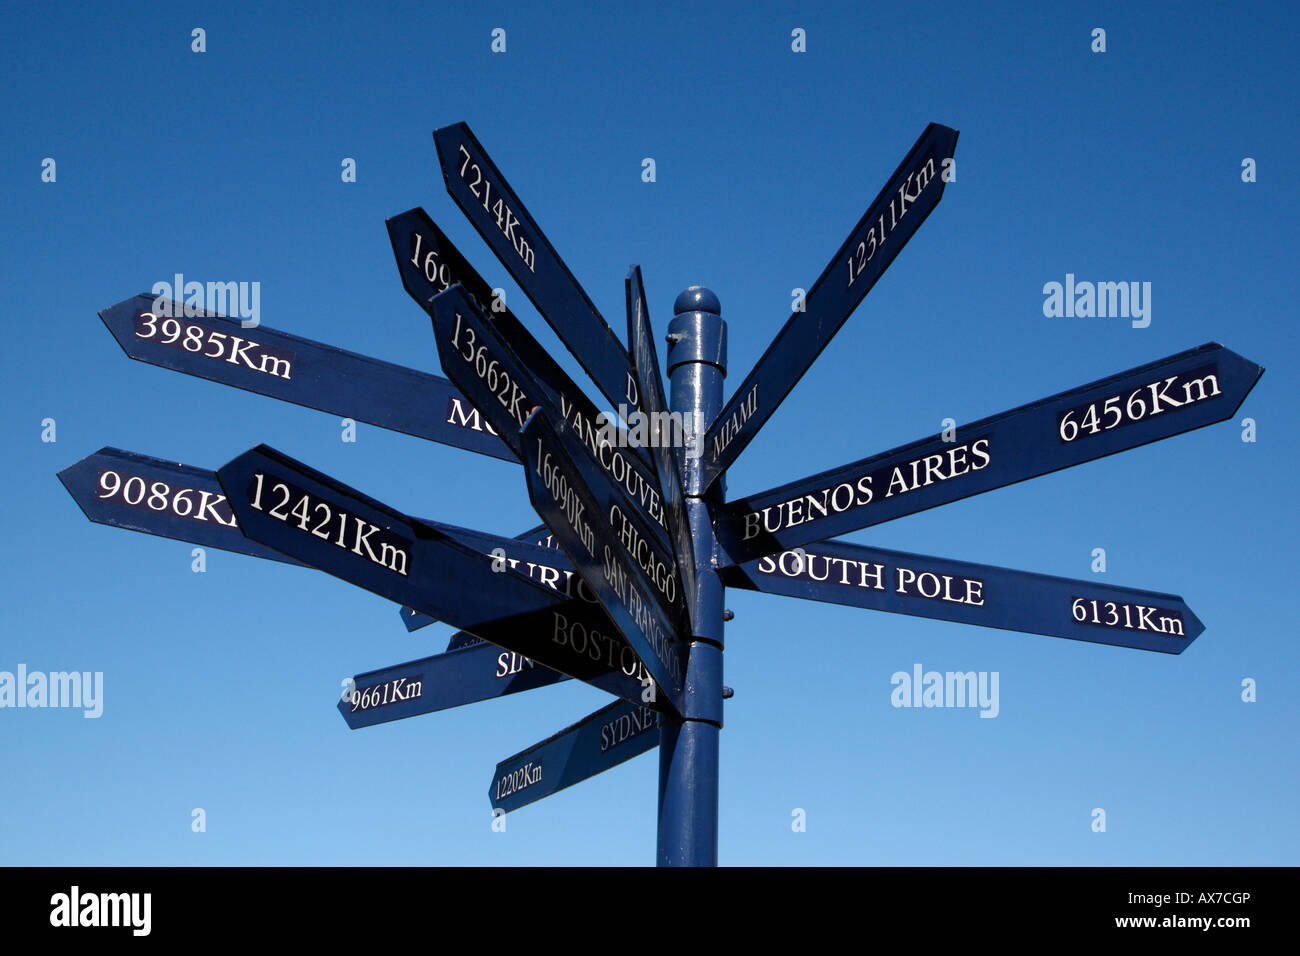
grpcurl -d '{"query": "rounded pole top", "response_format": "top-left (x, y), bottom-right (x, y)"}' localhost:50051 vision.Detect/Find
top-left (674, 286), bottom-right (721, 316)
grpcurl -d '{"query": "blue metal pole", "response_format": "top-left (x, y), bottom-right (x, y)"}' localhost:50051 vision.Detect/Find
top-left (659, 286), bottom-right (727, 866)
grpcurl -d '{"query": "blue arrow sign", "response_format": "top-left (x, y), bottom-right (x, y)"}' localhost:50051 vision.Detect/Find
top-left (338, 643), bottom-right (569, 729)
top-left (60, 445), bottom-right (579, 618)
top-left (100, 294), bottom-right (514, 462)
top-left (403, 524), bottom-right (566, 635)
top-left (429, 284), bottom-right (673, 551)
top-left (214, 444), bottom-right (675, 714)
top-left (722, 539), bottom-right (1203, 654)
top-left (699, 123), bottom-right (960, 489)
top-left (626, 265), bottom-right (698, 625)
top-left (522, 410), bottom-right (686, 711)
top-left (433, 123), bottom-right (640, 416)
top-left (58, 447), bottom-right (305, 567)
top-left (490, 699), bottom-right (660, 814)
top-left (387, 207), bottom-right (650, 468)
top-left (716, 343), bottom-right (1264, 566)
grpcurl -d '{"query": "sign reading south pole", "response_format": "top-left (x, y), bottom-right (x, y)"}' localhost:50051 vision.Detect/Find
top-left (724, 538), bottom-right (1203, 654)
top-left (522, 409), bottom-right (685, 711)
top-left (433, 123), bottom-right (641, 416)
top-left (699, 123), bottom-right (960, 489)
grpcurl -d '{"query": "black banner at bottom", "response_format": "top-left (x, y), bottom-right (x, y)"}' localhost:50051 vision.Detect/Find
top-left (0, 866), bottom-right (1282, 941)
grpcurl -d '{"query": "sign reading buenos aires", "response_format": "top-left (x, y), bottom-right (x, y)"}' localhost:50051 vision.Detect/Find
top-left (716, 343), bottom-right (1263, 566)
top-left (699, 123), bottom-right (960, 489)
top-left (99, 294), bottom-right (515, 463)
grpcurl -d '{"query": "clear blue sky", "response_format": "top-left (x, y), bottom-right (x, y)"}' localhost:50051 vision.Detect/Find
top-left (2, 0), bottom-right (1296, 865)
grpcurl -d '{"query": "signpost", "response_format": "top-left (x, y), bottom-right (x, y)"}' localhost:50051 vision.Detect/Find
top-left (62, 119), bottom-right (1264, 866)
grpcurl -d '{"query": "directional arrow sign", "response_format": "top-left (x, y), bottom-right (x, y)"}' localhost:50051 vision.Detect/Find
top-left (387, 207), bottom-right (649, 468)
top-left (490, 699), bottom-right (660, 814)
top-left (627, 265), bottom-right (698, 624)
top-left (215, 444), bottom-right (675, 714)
top-left (430, 284), bottom-right (672, 550)
top-left (338, 643), bottom-right (569, 730)
top-left (717, 343), bottom-right (1264, 566)
top-left (60, 448), bottom-right (578, 624)
top-left (402, 524), bottom-right (568, 635)
top-left (700, 123), bottom-right (959, 489)
top-left (100, 294), bottom-right (513, 462)
top-left (433, 123), bottom-right (640, 416)
top-left (522, 410), bottom-right (686, 711)
top-left (400, 522), bottom-right (564, 634)
top-left (403, 524), bottom-right (587, 633)
top-left (58, 447), bottom-right (304, 567)
top-left (723, 539), bottom-right (1203, 654)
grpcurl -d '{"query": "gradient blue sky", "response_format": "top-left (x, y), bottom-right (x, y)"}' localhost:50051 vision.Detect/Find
top-left (2, 1), bottom-right (1296, 865)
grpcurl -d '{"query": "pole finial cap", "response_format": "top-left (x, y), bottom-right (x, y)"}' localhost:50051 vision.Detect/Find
top-left (674, 286), bottom-right (720, 316)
